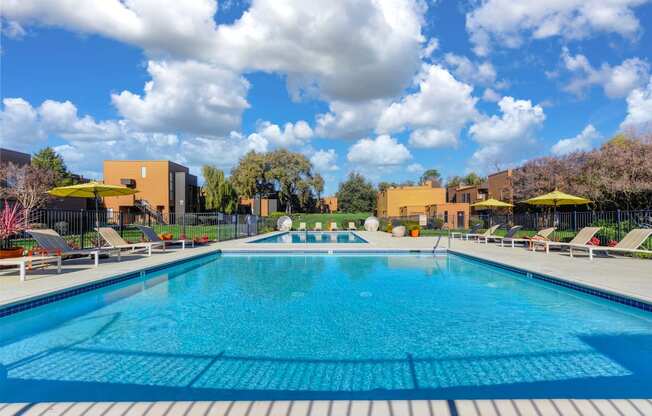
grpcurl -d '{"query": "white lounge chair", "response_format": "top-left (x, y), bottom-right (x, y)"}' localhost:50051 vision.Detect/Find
top-left (97, 227), bottom-right (165, 256)
top-left (485, 225), bottom-right (523, 244)
top-left (467, 224), bottom-right (502, 243)
top-left (298, 222), bottom-right (307, 231)
top-left (135, 225), bottom-right (194, 250)
top-left (314, 222), bottom-right (322, 231)
top-left (501, 227), bottom-right (556, 248)
top-left (28, 228), bottom-right (121, 266)
top-left (569, 229), bottom-right (652, 260)
top-left (451, 224), bottom-right (481, 239)
top-left (330, 222), bottom-right (339, 231)
top-left (531, 227), bottom-right (601, 254)
top-left (347, 222), bottom-right (356, 231)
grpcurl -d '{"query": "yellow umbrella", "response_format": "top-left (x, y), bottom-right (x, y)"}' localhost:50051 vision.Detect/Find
top-left (471, 198), bottom-right (514, 226)
top-left (523, 190), bottom-right (591, 224)
top-left (49, 182), bottom-right (139, 246)
top-left (471, 198), bottom-right (514, 209)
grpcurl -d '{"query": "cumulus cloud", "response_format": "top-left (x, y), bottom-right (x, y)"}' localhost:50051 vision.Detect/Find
top-left (466, 0), bottom-right (649, 56)
top-left (469, 96), bottom-right (545, 168)
top-left (347, 135), bottom-right (411, 166)
top-left (310, 149), bottom-right (339, 172)
top-left (315, 99), bottom-right (389, 140)
top-left (180, 132), bottom-right (269, 171)
top-left (376, 64), bottom-right (478, 148)
top-left (443, 53), bottom-right (496, 86)
top-left (561, 48), bottom-right (649, 98)
top-left (482, 88), bottom-right (501, 102)
top-left (621, 76), bottom-right (652, 129)
top-left (248, 120), bottom-right (313, 147)
top-left (551, 125), bottom-right (601, 155)
top-left (111, 60), bottom-right (250, 136)
top-left (0, 98), bottom-right (124, 151)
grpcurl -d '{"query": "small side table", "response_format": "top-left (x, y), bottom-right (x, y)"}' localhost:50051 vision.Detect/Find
top-left (0, 256), bottom-right (62, 281)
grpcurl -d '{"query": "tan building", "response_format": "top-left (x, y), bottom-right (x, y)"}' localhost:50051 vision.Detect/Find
top-left (426, 203), bottom-right (470, 229)
top-left (103, 160), bottom-right (200, 217)
top-left (447, 183), bottom-right (488, 205)
top-left (487, 169), bottom-right (513, 203)
top-left (321, 196), bottom-right (338, 213)
top-left (239, 197), bottom-right (278, 216)
top-left (377, 181), bottom-right (447, 217)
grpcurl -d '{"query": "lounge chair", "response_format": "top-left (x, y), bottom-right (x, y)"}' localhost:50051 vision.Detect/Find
top-left (501, 227), bottom-right (556, 248)
top-left (314, 222), bottom-right (322, 231)
top-left (27, 228), bottom-right (121, 266)
top-left (531, 227), bottom-right (601, 253)
top-left (484, 225), bottom-right (523, 244)
top-left (569, 229), bottom-right (652, 260)
top-left (134, 225), bottom-right (194, 250)
top-left (348, 222), bottom-right (356, 231)
top-left (451, 223), bottom-right (481, 239)
top-left (467, 224), bottom-right (502, 243)
top-left (330, 222), bottom-right (339, 231)
top-left (298, 222), bottom-right (307, 231)
top-left (97, 227), bottom-right (165, 256)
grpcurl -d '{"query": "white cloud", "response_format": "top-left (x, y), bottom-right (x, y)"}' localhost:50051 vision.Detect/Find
top-left (347, 135), bottom-right (411, 166)
top-left (315, 99), bottom-right (388, 139)
top-left (469, 96), bottom-right (545, 168)
top-left (376, 64), bottom-right (478, 148)
top-left (466, 0), bottom-right (649, 56)
top-left (310, 149), bottom-right (339, 172)
top-left (551, 124), bottom-right (601, 155)
top-left (561, 48), bottom-right (649, 98)
top-left (482, 88), bottom-right (501, 102)
top-left (0, 98), bottom-right (45, 149)
top-left (111, 60), bottom-right (250, 136)
top-left (443, 53), bottom-right (496, 86)
top-left (249, 120), bottom-right (313, 147)
top-left (180, 132), bottom-right (269, 171)
top-left (406, 163), bottom-right (424, 173)
top-left (621, 76), bottom-right (652, 129)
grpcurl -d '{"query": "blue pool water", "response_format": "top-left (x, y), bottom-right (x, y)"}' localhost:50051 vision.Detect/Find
top-left (1, 253), bottom-right (651, 402)
top-left (251, 231), bottom-right (367, 243)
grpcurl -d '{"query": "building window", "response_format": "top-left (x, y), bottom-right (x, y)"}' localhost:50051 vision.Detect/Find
top-left (141, 166), bottom-right (147, 178)
top-left (443, 211), bottom-right (448, 223)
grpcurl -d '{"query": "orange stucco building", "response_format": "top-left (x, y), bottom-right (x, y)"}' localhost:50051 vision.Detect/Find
top-left (321, 196), bottom-right (338, 213)
top-left (103, 160), bottom-right (200, 217)
top-left (487, 169), bottom-right (513, 203)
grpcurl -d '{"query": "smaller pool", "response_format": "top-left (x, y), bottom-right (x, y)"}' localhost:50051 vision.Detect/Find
top-left (250, 231), bottom-right (367, 244)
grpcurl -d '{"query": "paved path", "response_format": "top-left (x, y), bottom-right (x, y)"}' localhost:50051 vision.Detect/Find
top-left (2, 398), bottom-right (651, 415)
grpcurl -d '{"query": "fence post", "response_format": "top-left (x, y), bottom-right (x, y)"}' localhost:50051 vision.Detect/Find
top-left (617, 209), bottom-right (622, 241)
top-left (573, 210), bottom-right (577, 232)
top-left (80, 209), bottom-right (85, 249)
top-left (119, 211), bottom-right (124, 237)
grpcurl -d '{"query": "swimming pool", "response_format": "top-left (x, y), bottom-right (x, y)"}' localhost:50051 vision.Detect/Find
top-left (250, 231), bottom-right (367, 243)
top-left (1, 253), bottom-right (651, 402)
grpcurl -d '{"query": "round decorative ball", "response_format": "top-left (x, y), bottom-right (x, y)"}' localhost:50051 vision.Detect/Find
top-left (364, 216), bottom-right (380, 232)
top-left (277, 216), bottom-right (293, 231)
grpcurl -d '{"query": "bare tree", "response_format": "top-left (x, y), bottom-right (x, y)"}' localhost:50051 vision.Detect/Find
top-left (0, 163), bottom-right (57, 223)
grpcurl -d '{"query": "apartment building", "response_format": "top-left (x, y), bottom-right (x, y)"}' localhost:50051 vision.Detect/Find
top-left (0, 148), bottom-right (30, 167)
top-left (103, 160), bottom-right (200, 217)
top-left (487, 169), bottom-right (513, 203)
top-left (321, 196), bottom-right (338, 213)
top-left (447, 183), bottom-right (488, 205)
top-left (239, 196), bottom-right (278, 216)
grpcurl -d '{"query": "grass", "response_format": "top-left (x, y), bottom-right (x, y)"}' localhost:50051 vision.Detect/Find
top-left (282, 213), bottom-right (371, 230)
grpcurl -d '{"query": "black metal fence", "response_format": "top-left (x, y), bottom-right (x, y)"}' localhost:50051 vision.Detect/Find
top-left (11, 209), bottom-right (277, 250)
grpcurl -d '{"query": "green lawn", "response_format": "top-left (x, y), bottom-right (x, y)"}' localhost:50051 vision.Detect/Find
top-left (283, 213), bottom-right (371, 230)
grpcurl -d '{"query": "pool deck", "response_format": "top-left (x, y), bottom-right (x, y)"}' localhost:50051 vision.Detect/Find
top-left (1, 231), bottom-right (650, 309)
top-left (3, 398), bottom-right (651, 416)
top-left (1, 232), bottom-right (651, 415)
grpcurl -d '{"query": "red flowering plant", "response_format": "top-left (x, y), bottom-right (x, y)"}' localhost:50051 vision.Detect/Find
top-left (0, 200), bottom-right (26, 250)
top-left (607, 240), bottom-right (618, 247)
top-left (586, 237), bottom-right (601, 246)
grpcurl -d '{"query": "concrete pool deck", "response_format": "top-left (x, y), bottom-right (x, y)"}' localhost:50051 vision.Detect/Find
top-left (3, 398), bottom-right (652, 416)
top-left (1, 231), bottom-right (650, 308)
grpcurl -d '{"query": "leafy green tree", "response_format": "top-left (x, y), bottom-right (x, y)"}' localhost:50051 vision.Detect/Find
top-left (312, 174), bottom-right (325, 211)
top-left (446, 176), bottom-right (464, 188)
top-left (420, 168), bottom-right (441, 186)
top-left (31, 147), bottom-right (72, 185)
top-left (202, 165), bottom-right (237, 213)
top-left (463, 172), bottom-right (486, 185)
top-left (230, 151), bottom-right (271, 199)
top-left (336, 172), bottom-right (376, 213)
top-left (267, 149), bottom-right (312, 213)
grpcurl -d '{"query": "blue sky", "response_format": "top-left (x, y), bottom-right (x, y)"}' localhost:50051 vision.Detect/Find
top-left (2, 1), bottom-right (652, 195)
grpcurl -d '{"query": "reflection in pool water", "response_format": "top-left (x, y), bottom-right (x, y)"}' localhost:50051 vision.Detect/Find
top-left (250, 231), bottom-right (367, 244)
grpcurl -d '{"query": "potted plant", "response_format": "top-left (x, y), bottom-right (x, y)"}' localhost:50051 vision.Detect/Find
top-left (410, 224), bottom-right (421, 237)
top-left (0, 201), bottom-right (26, 259)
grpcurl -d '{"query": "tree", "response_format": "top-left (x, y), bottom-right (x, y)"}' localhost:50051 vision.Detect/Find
top-left (336, 172), bottom-right (376, 213)
top-left (230, 149), bottom-right (321, 213)
top-left (0, 163), bottom-right (56, 223)
top-left (31, 147), bottom-right (71, 185)
top-left (312, 174), bottom-right (324, 211)
top-left (446, 176), bottom-right (464, 188)
top-left (202, 165), bottom-right (237, 213)
top-left (420, 169), bottom-right (441, 186)
top-left (463, 172), bottom-right (485, 186)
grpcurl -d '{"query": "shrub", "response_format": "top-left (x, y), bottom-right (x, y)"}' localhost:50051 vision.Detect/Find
top-left (385, 223), bottom-right (393, 233)
top-left (54, 221), bottom-right (69, 235)
top-left (432, 217), bottom-right (444, 229)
